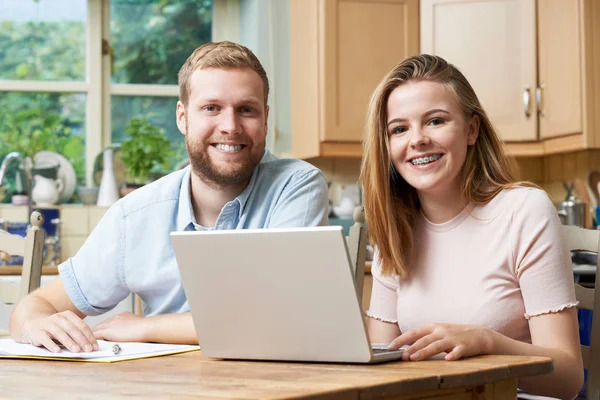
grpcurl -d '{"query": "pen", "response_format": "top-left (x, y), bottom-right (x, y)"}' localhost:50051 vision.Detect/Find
top-left (112, 343), bottom-right (121, 355)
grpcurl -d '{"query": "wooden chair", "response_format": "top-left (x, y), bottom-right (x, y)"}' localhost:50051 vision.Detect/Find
top-left (0, 211), bottom-right (45, 336)
top-left (346, 206), bottom-right (368, 305)
top-left (564, 224), bottom-right (600, 399)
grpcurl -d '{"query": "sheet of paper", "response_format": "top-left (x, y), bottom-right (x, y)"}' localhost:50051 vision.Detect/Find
top-left (0, 339), bottom-right (199, 362)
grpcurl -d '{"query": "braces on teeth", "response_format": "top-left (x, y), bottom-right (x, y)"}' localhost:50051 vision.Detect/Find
top-left (411, 154), bottom-right (441, 165)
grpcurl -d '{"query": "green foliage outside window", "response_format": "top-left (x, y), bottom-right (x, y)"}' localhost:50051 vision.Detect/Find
top-left (0, 93), bottom-right (85, 161)
top-left (0, 20), bottom-right (85, 81)
top-left (111, 0), bottom-right (213, 85)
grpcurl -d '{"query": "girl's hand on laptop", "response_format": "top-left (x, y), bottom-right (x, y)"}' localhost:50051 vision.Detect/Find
top-left (92, 312), bottom-right (149, 342)
top-left (386, 323), bottom-right (493, 361)
top-left (19, 310), bottom-right (98, 353)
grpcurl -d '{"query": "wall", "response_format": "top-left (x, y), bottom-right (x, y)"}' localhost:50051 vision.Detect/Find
top-left (516, 150), bottom-right (600, 204)
top-left (239, 0), bottom-right (292, 156)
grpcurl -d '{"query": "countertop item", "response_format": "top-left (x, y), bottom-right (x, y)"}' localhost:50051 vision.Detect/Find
top-left (559, 182), bottom-right (589, 228)
top-left (77, 186), bottom-right (99, 205)
top-left (93, 145), bottom-right (126, 188)
top-left (33, 151), bottom-right (77, 204)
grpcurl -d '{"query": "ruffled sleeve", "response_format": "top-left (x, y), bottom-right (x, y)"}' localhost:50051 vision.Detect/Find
top-left (511, 188), bottom-right (578, 319)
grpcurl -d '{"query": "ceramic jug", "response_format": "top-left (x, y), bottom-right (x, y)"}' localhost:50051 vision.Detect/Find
top-left (32, 174), bottom-right (63, 206)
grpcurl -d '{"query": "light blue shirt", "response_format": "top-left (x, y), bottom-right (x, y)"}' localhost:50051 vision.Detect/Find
top-left (59, 151), bottom-right (329, 316)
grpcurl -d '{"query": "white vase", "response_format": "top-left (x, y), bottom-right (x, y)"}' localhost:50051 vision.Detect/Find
top-left (96, 148), bottom-right (119, 206)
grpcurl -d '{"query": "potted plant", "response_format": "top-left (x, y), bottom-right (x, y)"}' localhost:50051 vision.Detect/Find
top-left (120, 117), bottom-right (173, 196)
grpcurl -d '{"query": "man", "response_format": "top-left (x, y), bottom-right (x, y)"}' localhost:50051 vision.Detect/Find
top-left (9, 41), bottom-right (329, 353)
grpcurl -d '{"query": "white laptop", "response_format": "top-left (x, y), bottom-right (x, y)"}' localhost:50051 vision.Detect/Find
top-left (170, 226), bottom-right (404, 364)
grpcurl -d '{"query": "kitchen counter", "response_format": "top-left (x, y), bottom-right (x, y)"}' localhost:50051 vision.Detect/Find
top-left (0, 266), bottom-right (58, 275)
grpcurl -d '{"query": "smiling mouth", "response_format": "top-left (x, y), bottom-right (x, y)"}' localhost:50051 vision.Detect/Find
top-left (212, 143), bottom-right (246, 153)
top-left (410, 154), bottom-right (442, 166)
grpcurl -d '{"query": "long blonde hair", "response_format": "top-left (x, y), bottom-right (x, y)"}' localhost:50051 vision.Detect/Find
top-left (361, 54), bottom-right (527, 278)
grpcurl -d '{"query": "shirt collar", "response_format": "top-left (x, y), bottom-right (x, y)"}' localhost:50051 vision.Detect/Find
top-left (175, 150), bottom-right (270, 230)
top-left (176, 167), bottom-right (196, 231)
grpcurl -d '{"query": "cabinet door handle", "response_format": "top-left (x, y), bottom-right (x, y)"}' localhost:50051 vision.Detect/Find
top-left (523, 86), bottom-right (531, 118)
top-left (536, 83), bottom-right (545, 117)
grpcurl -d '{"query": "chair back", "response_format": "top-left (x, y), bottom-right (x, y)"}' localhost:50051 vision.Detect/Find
top-left (563, 224), bottom-right (600, 399)
top-left (346, 206), bottom-right (367, 303)
top-left (0, 211), bottom-right (45, 304)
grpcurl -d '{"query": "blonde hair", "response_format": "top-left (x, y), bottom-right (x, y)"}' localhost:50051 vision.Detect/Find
top-left (360, 54), bottom-right (530, 278)
top-left (178, 41), bottom-right (269, 107)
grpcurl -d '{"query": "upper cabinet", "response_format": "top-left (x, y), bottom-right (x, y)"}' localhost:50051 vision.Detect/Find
top-left (421, 0), bottom-right (600, 156)
top-left (290, 0), bottom-right (420, 159)
top-left (537, 0), bottom-right (582, 140)
top-left (421, 0), bottom-right (537, 142)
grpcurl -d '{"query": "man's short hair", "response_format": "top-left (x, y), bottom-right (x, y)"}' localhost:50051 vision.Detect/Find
top-left (178, 41), bottom-right (269, 107)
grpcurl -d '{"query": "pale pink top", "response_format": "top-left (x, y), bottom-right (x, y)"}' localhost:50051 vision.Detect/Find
top-left (367, 187), bottom-right (578, 343)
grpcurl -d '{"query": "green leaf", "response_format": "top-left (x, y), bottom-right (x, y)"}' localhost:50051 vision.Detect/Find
top-left (15, 63), bottom-right (29, 78)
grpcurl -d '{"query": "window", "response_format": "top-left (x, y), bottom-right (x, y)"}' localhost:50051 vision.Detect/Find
top-left (0, 0), bottom-right (87, 196)
top-left (0, 0), bottom-right (238, 202)
top-left (107, 0), bottom-right (213, 184)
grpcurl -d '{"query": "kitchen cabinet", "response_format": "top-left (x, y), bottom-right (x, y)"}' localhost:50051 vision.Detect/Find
top-left (421, 0), bottom-right (600, 156)
top-left (537, 0), bottom-right (582, 141)
top-left (290, 0), bottom-right (419, 159)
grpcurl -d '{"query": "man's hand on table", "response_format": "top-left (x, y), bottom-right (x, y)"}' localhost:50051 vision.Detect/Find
top-left (92, 312), bottom-right (149, 342)
top-left (18, 310), bottom-right (98, 353)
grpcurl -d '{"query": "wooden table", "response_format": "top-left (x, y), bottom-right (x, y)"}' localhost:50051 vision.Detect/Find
top-left (2, 351), bottom-right (552, 399)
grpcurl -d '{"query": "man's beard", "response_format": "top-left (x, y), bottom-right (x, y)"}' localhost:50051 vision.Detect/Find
top-left (186, 135), bottom-right (263, 188)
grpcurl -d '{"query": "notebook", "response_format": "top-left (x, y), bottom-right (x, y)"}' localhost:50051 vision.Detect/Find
top-left (171, 226), bottom-right (403, 364)
top-left (0, 339), bottom-right (199, 363)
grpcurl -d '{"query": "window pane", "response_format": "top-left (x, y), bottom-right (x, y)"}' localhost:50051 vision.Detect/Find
top-left (111, 95), bottom-right (186, 174)
top-left (110, 0), bottom-right (213, 85)
top-left (0, 92), bottom-right (86, 202)
top-left (0, 0), bottom-right (86, 81)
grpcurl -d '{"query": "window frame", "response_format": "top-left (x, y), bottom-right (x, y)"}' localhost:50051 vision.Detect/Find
top-left (0, 0), bottom-right (239, 186)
